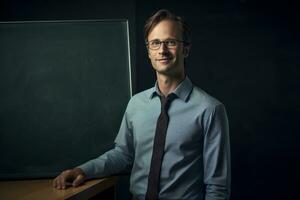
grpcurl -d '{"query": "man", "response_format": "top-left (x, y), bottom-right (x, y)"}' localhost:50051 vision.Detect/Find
top-left (53, 9), bottom-right (231, 200)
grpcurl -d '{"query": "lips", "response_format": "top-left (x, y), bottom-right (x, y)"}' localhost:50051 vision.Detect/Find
top-left (156, 57), bottom-right (172, 61)
top-left (157, 58), bottom-right (171, 64)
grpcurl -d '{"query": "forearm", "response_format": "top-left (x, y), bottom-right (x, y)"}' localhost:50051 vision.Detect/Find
top-left (78, 145), bottom-right (133, 179)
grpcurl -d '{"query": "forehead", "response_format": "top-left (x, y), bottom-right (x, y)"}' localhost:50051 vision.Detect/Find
top-left (148, 20), bottom-right (182, 41)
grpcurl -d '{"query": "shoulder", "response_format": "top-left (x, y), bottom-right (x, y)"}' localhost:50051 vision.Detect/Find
top-left (125, 87), bottom-right (154, 111)
top-left (130, 87), bottom-right (153, 103)
top-left (190, 86), bottom-right (228, 129)
top-left (190, 86), bottom-right (224, 109)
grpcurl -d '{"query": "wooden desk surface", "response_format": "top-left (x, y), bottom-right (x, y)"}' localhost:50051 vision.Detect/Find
top-left (0, 177), bottom-right (118, 200)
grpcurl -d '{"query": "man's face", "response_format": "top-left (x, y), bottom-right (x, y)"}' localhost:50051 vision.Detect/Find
top-left (147, 20), bottom-right (189, 77)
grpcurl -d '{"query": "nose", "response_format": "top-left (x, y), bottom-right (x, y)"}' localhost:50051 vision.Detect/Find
top-left (158, 42), bottom-right (168, 54)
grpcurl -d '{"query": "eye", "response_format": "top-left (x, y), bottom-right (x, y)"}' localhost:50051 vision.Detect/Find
top-left (150, 40), bottom-right (161, 46)
top-left (166, 40), bottom-right (177, 46)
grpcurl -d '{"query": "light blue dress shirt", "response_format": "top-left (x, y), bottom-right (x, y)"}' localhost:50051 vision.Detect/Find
top-left (79, 77), bottom-right (231, 200)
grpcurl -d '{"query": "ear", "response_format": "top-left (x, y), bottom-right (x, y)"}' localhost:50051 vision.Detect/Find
top-left (148, 48), bottom-right (153, 59)
top-left (183, 46), bottom-right (190, 58)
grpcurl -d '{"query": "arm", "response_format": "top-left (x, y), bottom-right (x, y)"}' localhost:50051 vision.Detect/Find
top-left (203, 104), bottom-right (231, 200)
top-left (78, 107), bottom-right (134, 178)
top-left (53, 102), bottom-right (134, 189)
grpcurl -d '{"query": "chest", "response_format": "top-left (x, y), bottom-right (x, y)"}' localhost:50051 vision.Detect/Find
top-left (130, 100), bottom-right (204, 152)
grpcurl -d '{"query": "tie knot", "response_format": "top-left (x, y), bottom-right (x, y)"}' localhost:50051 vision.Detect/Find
top-left (161, 93), bottom-right (177, 111)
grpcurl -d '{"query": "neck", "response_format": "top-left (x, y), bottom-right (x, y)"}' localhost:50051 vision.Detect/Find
top-left (156, 72), bottom-right (185, 97)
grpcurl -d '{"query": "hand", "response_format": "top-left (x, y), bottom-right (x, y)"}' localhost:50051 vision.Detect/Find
top-left (53, 168), bottom-right (86, 189)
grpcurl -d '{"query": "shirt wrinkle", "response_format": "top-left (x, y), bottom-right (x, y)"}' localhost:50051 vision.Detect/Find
top-left (78, 76), bottom-right (231, 200)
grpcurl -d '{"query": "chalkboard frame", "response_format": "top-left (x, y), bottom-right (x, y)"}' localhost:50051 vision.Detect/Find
top-left (0, 19), bottom-right (133, 180)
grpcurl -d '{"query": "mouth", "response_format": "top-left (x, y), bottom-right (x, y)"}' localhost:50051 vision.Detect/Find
top-left (156, 57), bottom-right (172, 63)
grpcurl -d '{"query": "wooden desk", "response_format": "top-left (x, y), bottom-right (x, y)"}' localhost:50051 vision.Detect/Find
top-left (0, 177), bottom-right (118, 200)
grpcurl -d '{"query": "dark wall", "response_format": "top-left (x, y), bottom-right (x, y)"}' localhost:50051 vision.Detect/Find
top-left (136, 1), bottom-right (300, 200)
top-left (1, 0), bottom-right (300, 199)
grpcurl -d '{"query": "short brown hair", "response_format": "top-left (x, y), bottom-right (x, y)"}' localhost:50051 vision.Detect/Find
top-left (144, 9), bottom-right (191, 45)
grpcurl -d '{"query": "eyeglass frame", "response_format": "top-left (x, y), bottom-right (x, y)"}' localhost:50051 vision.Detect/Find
top-left (146, 39), bottom-right (189, 50)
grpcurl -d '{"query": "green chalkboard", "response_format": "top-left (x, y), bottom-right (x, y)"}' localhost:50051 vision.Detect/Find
top-left (0, 20), bottom-right (132, 179)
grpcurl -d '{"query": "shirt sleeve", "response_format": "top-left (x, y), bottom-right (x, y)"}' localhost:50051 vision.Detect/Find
top-left (77, 102), bottom-right (134, 179)
top-left (203, 104), bottom-right (231, 200)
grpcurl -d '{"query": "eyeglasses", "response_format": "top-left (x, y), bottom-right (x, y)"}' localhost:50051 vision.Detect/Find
top-left (146, 39), bottom-right (188, 50)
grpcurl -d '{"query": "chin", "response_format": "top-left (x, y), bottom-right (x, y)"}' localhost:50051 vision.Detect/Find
top-left (155, 66), bottom-right (171, 73)
top-left (156, 68), bottom-right (175, 76)
top-left (157, 63), bottom-right (173, 70)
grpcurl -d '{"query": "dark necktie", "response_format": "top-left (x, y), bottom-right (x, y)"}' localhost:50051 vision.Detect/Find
top-left (145, 93), bottom-right (177, 200)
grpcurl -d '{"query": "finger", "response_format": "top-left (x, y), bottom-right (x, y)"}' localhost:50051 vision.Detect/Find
top-left (57, 173), bottom-right (67, 189)
top-left (56, 176), bottom-right (62, 189)
top-left (53, 177), bottom-right (58, 188)
top-left (53, 177), bottom-right (61, 189)
top-left (55, 176), bottom-right (62, 189)
top-left (72, 174), bottom-right (85, 187)
top-left (53, 170), bottom-right (76, 189)
top-left (60, 176), bottom-right (67, 189)
top-left (61, 170), bottom-right (74, 189)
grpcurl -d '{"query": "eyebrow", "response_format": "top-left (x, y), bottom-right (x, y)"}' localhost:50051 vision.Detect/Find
top-left (149, 38), bottom-right (177, 41)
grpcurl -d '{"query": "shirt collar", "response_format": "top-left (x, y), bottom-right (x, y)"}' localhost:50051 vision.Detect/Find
top-left (148, 76), bottom-right (193, 102)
